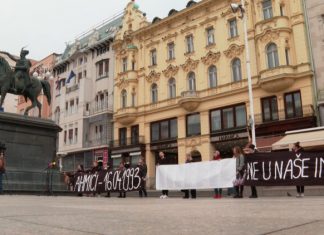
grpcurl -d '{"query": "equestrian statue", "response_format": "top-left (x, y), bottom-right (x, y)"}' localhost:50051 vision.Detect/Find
top-left (0, 48), bottom-right (51, 117)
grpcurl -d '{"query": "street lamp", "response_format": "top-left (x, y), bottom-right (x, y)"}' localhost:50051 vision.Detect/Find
top-left (231, 0), bottom-right (256, 147)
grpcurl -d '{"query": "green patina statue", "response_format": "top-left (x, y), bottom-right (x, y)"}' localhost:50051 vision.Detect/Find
top-left (0, 49), bottom-right (51, 117)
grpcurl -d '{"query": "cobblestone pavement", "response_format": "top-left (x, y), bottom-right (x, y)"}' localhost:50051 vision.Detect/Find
top-left (0, 195), bottom-right (324, 235)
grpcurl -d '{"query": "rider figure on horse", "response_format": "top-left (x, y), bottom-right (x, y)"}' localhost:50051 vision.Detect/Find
top-left (5, 48), bottom-right (32, 93)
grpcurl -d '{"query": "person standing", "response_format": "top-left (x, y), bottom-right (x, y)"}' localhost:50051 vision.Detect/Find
top-left (293, 142), bottom-right (305, 198)
top-left (233, 146), bottom-right (245, 198)
top-left (157, 151), bottom-right (169, 199)
top-left (243, 144), bottom-right (258, 198)
top-left (212, 150), bottom-right (223, 199)
top-left (118, 161), bottom-right (127, 198)
top-left (182, 153), bottom-right (197, 199)
top-left (76, 164), bottom-right (84, 197)
top-left (138, 157), bottom-right (148, 197)
top-left (0, 152), bottom-right (5, 195)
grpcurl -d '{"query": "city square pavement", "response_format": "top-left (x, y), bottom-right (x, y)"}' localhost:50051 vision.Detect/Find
top-left (0, 195), bottom-right (324, 235)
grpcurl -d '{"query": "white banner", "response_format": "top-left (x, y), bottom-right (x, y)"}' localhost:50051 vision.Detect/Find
top-left (156, 159), bottom-right (236, 190)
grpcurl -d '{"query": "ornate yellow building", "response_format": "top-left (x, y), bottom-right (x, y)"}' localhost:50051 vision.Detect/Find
top-left (111, 0), bottom-right (316, 187)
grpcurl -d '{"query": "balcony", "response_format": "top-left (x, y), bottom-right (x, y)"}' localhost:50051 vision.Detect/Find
top-left (110, 136), bottom-right (145, 148)
top-left (66, 84), bottom-right (79, 94)
top-left (84, 101), bottom-right (113, 117)
top-left (178, 91), bottom-right (201, 112)
top-left (254, 105), bottom-right (316, 136)
top-left (259, 66), bottom-right (295, 92)
top-left (84, 137), bottom-right (109, 148)
top-left (115, 107), bottom-right (138, 125)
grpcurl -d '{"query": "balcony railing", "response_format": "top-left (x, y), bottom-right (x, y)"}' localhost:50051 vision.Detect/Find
top-left (84, 137), bottom-right (109, 148)
top-left (66, 84), bottom-right (79, 94)
top-left (254, 105), bottom-right (315, 125)
top-left (109, 136), bottom-right (145, 148)
top-left (181, 90), bottom-right (199, 98)
top-left (84, 101), bottom-right (113, 116)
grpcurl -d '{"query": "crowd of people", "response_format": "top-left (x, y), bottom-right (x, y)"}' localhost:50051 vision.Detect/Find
top-left (64, 140), bottom-right (305, 199)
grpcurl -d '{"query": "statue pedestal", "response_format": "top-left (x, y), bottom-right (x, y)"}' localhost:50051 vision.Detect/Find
top-left (0, 112), bottom-right (65, 193)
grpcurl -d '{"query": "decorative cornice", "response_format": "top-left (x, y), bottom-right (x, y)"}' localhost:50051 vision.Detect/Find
top-left (162, 64), bottom-right (179, 78)
top-left (145, 70), bottom-right (161, 83)
top-left (223, 44), bottom-right (245, 59)
top-left (181, 58), bottom-right (200, 72)
top-left (145, 39), bottom-right (160, 48)
top-left (199, 16), bottom-right (218, 26)
top-left (180, 25), bottom-right (198, 34)
top-left (201, 51), bottom-right (221, 66)
top-left (162, 32), bottom-right (178, 41)
top-left (116, 78), bottom-right (129, 89)
top-left (258, 28), bottom-right (280, 43)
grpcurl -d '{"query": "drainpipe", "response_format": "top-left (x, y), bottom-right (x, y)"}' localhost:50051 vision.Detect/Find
top-left (302, 0), bottom-right (320, 126)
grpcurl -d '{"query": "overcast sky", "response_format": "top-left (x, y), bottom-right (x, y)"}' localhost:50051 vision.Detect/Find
top-left (0, 0), bottom-right (192, 60)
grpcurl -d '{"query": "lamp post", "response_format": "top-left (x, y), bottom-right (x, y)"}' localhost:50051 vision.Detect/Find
top-left (231, 1), bottom-right (256, 147)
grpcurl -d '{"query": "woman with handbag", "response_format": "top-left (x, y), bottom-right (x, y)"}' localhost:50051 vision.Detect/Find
top-left (233, 146), bottom-right (245, 198)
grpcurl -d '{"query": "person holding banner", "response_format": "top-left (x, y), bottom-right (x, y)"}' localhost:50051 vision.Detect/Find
top-left (138, 157), bottom-right (148, 197)
top-left (233, 146), bottom-right (245, 198)
top-left (293, 142), bottom-right (305, 198)
top-left (157, 152), bottom-right (169, 199)
top-left (76, 164), bottom-right (84, 197)
top-left (212, 150), bottom-right (223, 199)
top-left (243, 144), bottom-right (258, 198)
top-left (118, 161), bottom-right (127, 198)
top-left (182, 153), bottom-right (197, 199)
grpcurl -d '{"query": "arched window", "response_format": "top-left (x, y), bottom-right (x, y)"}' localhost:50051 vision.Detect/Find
top-left (168, 78), bottom-right (176, 99)
top-left (121, 89), bottom-right (127, 108)
top-left (267, 43), bottom-right (279, 69)
top-left (151, 83), bottom-right (158, 103)
top-left (232, 58), bottom-right (242, 82)
top-left (208, 65), bottom-right (217, 88)
top-left (188, 72), bottom-right (196, 91)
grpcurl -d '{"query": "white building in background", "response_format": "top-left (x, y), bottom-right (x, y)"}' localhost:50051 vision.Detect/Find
top-left (0, 52), bottom-right (19, 113)
top-left (52, 14), bottom-right (123, 171)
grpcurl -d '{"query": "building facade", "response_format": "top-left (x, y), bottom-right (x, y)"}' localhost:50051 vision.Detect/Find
top-left (52, 15), bottom-right (122, 172)
top-left (111, 0), bottom-right (317, 188)
top-left (304, 0), bottom-right (324, 125)
top-left (17, 53), bottom-right (59, 118)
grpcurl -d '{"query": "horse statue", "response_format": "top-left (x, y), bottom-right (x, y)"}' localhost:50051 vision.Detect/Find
top-left (0, 50), bottom-right (51, 118)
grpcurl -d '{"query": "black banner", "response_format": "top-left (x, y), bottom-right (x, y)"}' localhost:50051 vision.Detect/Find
top-left (245, 152), bottom-right (324, 186)
top-left (73, 167), bottom-right (143, 193)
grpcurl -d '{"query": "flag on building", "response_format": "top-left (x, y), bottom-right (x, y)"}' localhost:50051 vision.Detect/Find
top-left (67, 71), bottom-right (76, 84)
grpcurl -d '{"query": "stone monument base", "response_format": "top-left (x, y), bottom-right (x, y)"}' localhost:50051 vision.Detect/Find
top-left (0, 112), bottom-right (65, 193)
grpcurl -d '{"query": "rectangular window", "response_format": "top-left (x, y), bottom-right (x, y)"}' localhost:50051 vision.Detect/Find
top-left (187, 113), bottom-right (201, 137)
top-left (285, 48), bottom-right (290, 65)
top-left (186, 35), bottom-right (194, 53)
top-left (64, 130), bottom-right (67, 144)
top-left (262, 96), bottom-right (279, 122)
top-left (285, 91), bottom-right (303, 119)
top-left (68, 129), bottom-right (73, 145)
top-left (96, 59), bottom-right (109, 78)
top-left (131, 125), bottom-right (139, 145)
top-left (122, 58), bottom-right (127, 72)
top-left (263, 0), bottom-right (273, 20)
top-left (280, 5), bottom-right (284, 16)
top-left (210, 104), bottom-right (247, 132)
top-left (150, 49), bottom-right (157, 66)
top-left (119, 128), bottom-right (127, 146)
top-left (150, 118), bottom-right (178, 142)
top-left (83, 70), bottom-right (87, 78)
top-left (168, 42), bottom-right (175, 60)
top-left (206, 27), bottom-right (215, 45)
top-left (74, 128), bottom-right (78, 144)
top-left (229, 19), bottom-right (238, 38)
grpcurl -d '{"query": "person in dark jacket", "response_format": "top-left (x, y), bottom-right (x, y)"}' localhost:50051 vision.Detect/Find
top-left (182, 153), bottom-right (197, 199)
top-left (138, 157), bottom-right (148, 197)
top-left (157, 152), bottom-right (169, 199)
top-left (118, 161), bottom-right (127, 198)
top-left (243, 144), bottom-right (258, 198)
top-left (293, 142), bottom-right (305, 198)
top-left (233, 146), bottom-right (245, 198)
top-left (76, 164), bottom-right (84, 197)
